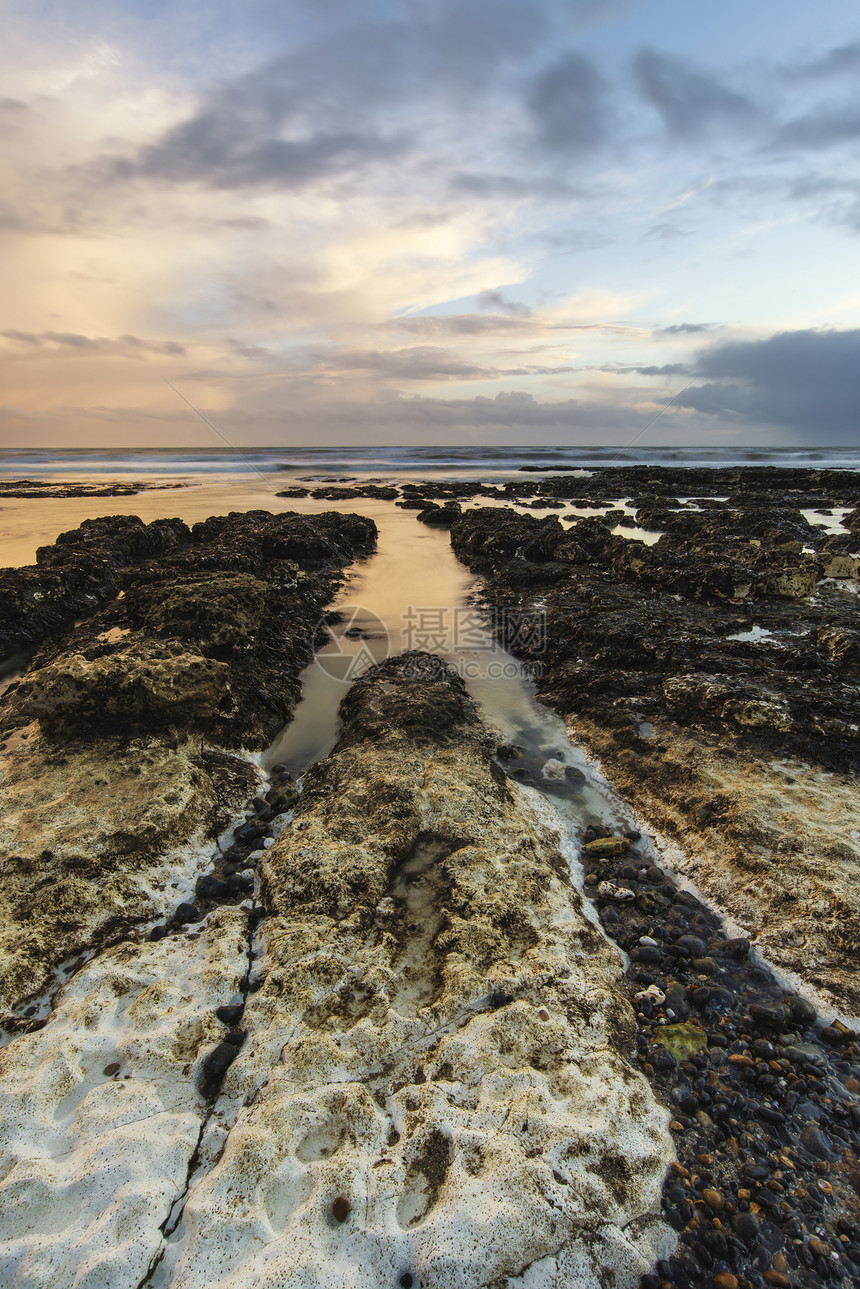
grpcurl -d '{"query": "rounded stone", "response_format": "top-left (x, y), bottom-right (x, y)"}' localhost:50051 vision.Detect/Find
top-left (332, 1196), bottom-right (351, 1223)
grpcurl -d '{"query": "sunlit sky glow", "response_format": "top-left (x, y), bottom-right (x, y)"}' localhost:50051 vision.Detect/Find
top-left (2, 0), bottom-right (860, 447)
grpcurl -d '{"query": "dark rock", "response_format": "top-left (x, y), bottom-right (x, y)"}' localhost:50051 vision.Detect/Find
top-left (732, 1211), bottom-right (760, 1243)
top-left (199, 1041), bottom-right (237, 1098)
top-left (800, 1124), bottom-right (837, 1161)
top-left (332, 1196), bottom-right (351, 1222)
top-left (215, 1004), bottom-right (244, 1025)
top-left (195, 874), bottom-right (230, 900)
top-left (226, 873), bottom-right (254, 893)
top-left (172, 902), bottom-right (200, 925)
top-left (149, 924), bottom-right (168, 941)
top-left (785, 993), bottom-right (816, 1026)
top-left (750, 1002), bottom-right (792, 1032)
top-left (224, 1028), bottom-right (247, 1047)
top-left (675, 933), bottom-right (707, 956)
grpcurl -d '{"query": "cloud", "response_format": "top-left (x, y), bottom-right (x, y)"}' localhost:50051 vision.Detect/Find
top-left (526, 50), bottom-right (609, 154)
top-left (633, 48), bottom-right (758, 140)
top-left (385, 313), bottom-right (539, 337)
top-left (94, 1), bottom-right (554, 193)
top-left (789, 41), bottom-right (860, 81)
top-left (679, 328), bottom-right (860, 440)
top-left (658, 323), bottom-right (714, 334)
top-left (771, 108), bottom-right (860, 152)
top-left (606, 363), bottom-right (691, 376)
top-left (475, 289), bottom-right (532, 316)
top-left (1, 329), bottom-right (186, 356)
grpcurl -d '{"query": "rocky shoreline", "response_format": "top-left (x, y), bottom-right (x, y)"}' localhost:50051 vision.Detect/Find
top-left (0, 508), bottom-right (376, 1015)
top-left (443, 467), bottom-right (860, 1016)
top-left (1, 469), bottom-right (859, 1289)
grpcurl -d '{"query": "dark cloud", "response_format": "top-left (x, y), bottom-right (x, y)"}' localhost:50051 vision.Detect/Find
top-left (475, 289), bottom-right (532, 316)
top-left (99, 1), bottom-right (553, 192)
top-left (790, 41), bottom-right (860, 81)
top-left (131, 121), bottom-right (404, 191)
top-left (450, 171), bottom-right (587, 199)
top-left (526, 50), bottom-right (609, 154)
top-left (771, 108), bottom-right (860, 152)
top-left (658, 323), bottom-right (713, 334)
top-left (680, 328), bottom-right (860, 441)
top-left (633, 48), bottom-right (758, 139)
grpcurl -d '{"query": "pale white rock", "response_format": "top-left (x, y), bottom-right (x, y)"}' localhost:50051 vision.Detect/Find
top-left (0, 908), bottom-right (248, 1289)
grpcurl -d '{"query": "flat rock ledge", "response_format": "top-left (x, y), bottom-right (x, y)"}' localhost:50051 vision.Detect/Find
top-left (162, 654), bottom-right (674, 1289)
top-left (0, 653), bottom-right (674, 1289)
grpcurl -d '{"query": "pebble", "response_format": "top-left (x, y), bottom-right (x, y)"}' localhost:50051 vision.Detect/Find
top-left (331, 1197), bottom-right (351, 1223)
top-left (575, 817), bottom-right (860, 1289)
top-left (215, 1004), bottom-right (244, 1025)
top-left (195, 874), bottom-right (229, 899)
top-left (172, 902), bottom-right (200, 926)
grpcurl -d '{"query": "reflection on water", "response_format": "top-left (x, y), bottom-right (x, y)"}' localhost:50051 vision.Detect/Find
top-left (264, 503), bottom-right (640, 845)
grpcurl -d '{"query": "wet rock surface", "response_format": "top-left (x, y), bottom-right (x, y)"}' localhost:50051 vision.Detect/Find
top-left (0, 509), bottom-right (376, 1012)
top-left (447, 468), bottom-right (860, 1013)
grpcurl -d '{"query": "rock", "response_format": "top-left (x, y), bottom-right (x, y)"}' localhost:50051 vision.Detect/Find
top-left (785, 993), bottom-right (816, 1026)
top-left (196, 874), bottom-right (230, 900)
top-left (199, 1042), bottom-right (238, 1098)
top-left (702, 1188), bottom-right (724, 1210)
top-left (172, 903), bottom-right (201, 926)
top-left (154, 653), bottom-right (676, 1288)
top-left (583, 836), bottom-right (631, 857)
top-left (597, 880), bottom-right (635, 902)
top-left (675, 933), bottom-right (706, 956)
top-left (750, 1002), bottom-right (792, 1031)
top-left (800, 1124), bottom-right (837, 1161)
top-left (783, 1042), bottom-right (824, 1066)
top-left (0, 730), bottom-right (250, 1011)
top-left (215, 1004), bottom-right (244, 1025)
top-left (14, 641), bottom-right (231, 733)
top-left (732, 1210), bottom-right (760, 1242)
top-left (718, 938), bottom-right (751, 960)
top-left (0, 910), bottom-right (248, 1284)
top-left (655, 1022), bottom-right (708, 1062)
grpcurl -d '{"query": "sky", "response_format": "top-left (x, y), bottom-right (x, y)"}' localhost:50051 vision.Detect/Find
top-left (1, 0), bottom-right (859, 449)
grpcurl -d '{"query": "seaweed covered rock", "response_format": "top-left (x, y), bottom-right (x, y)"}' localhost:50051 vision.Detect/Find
top-left (14, 641), bottom-right (230, 732)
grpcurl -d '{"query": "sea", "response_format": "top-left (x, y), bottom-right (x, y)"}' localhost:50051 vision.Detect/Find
top-left (2, 444), bottom-right (860, 482)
